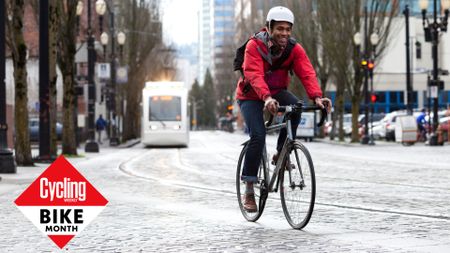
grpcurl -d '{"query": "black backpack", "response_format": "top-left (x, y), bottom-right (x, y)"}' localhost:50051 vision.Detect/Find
top-left (233, 36), bottom-right (296, 78)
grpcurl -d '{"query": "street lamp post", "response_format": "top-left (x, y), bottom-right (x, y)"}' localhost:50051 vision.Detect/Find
top-left (117, 31), bottom-right (126, 57)
top-left (76, 1), bottom-right (83, 34)
top-left (354, 5), bottom-right (379, 145)
top-left (84, 0), bottom-right (100, 152)
top-left (403, 5), bottom-right (414, 115)
top-left (96, 0), bottom-right (125, 146)
top-left (420, 0), bottom-right (449, 146)
top-left (0, 0), bottom-right (16, 173)
top-left (100, 32), bottom-right (109, 59)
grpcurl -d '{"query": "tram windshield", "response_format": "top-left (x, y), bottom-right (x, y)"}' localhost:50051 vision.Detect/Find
top-left (149, 96), bottom-right (182, 121)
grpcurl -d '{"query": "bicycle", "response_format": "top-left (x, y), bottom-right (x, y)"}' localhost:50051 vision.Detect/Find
top-left (236, 101), bottom-right (328, 229)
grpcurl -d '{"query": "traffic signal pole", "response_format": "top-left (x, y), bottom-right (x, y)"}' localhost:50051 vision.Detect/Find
top-left (361, 5), bottom-right (370, 145)
top-left (369, 64), bottom-right (375, 146)
top-left (404, 5), bottom-right (413, 115)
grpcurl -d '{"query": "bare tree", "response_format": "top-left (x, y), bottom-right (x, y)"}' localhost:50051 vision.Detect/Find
top-left (288, 0), bottom-right (331, 96)
top-left (349, 0), bottom-right (399, 142)
top-left (56, 0), bottom-right (78, 155)
top-left (315, 0), bottom-right (399, 142)
top-left (118, 0), bottom-right (176, 141)
top-left (287, 0), bottom-right (332, 138)
top-left (5, 0), bottom-right (33, 165)
top-left (235, 0), bottom-right (265, 44)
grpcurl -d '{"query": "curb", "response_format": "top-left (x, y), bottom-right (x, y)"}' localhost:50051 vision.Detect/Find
top-left (313, 138), bottom-right (399, 147)
top-left (117, 139), bottom-right (141, 148)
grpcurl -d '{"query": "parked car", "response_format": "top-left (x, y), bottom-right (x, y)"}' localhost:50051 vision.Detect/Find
top-left (371, 111), bottom-right (408, 141)
top-left (29, 118), bottom-right (63, 142)
top-left (358, 113), bottom-right (386, 138)
top-left (325, 113), bottom-right (355, 137)
top-left (369, 109), bottom-right (443, 141)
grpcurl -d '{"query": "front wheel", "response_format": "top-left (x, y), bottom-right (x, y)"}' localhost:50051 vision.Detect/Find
top-left (236, 143), bottom-right (268, 222)
top-left (279, 141), bottom-right (316, 229)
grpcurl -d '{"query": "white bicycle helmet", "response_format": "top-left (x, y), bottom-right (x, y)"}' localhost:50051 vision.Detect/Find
top-left (266, 6), bottom-right (294, 26)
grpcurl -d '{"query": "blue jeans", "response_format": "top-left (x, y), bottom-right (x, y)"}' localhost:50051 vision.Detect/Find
top-left (238, 90), bottom-right (300, 182)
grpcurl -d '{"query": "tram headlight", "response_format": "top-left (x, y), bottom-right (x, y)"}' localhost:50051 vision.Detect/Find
top-left (173, 125), bottom-right (181, 130)
top-left (150, 125), bottom-right (158, 130)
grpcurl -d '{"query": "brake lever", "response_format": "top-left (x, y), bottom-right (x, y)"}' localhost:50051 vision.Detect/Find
top-left (317, 107), bottom-right (328, 127)
top-left (316, 101), bottom-right (329, 127)
top-left (265, 114), bottom-right (274, 128)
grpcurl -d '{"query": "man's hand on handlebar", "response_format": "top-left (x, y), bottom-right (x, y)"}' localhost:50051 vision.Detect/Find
top-left (314, 97), bottom-right (332, 113)
top-left (264, 97), bottom-right (279, 115)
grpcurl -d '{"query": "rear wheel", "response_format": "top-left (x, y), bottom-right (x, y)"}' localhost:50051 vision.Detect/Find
top-left (280, 141), bottom-right (316, 229)
top-left (236, 144), bottom-right (268, 222)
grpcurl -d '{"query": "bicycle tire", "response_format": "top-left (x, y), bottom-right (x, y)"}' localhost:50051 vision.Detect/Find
top-left (236, 144), bottom-right (268, 222)
top-left (279, 141), bottom-right (316, 229)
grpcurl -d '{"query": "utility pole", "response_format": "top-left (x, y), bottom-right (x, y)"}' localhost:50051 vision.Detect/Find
top-left (38, 0), bottom-right (51, 161)
top-left (361, 5), bottom-right (370, 145)
top-left (404, 5), bottom-right (413, 115)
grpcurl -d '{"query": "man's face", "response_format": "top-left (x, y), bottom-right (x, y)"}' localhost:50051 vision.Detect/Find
top-left (270, 21), bottom-right (292, 49)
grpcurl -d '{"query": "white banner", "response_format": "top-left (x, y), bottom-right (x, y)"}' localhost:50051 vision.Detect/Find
top-left (117, 66), bottom-right (128, 84)
top-left (97, 63), bottom-right (111, 79)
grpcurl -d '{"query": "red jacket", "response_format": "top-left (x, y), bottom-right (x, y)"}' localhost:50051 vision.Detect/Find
top-left (235, 30), bottom-right (323, 101)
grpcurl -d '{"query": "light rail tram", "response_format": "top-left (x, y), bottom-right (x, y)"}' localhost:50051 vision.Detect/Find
top-left (141, 81), bottom-right (189, 147)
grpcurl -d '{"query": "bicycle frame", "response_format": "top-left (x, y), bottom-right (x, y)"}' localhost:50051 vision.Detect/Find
top-left (262, 106), bottom-right (298, 193)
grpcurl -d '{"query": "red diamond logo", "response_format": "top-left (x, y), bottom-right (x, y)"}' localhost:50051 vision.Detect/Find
top-left (14, 155), bottom-right (108, 249)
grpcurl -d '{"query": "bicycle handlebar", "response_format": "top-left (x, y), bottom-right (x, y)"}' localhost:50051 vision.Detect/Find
top-left (265, 101), bottom-right (329, 128)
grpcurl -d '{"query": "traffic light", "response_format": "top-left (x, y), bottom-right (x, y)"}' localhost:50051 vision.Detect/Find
top-left (367, 60), bottom-right (374, 78)
top-left (361, 60), bottom-right (368, 67)
top-left (371, 94), bottom-right (377, 103)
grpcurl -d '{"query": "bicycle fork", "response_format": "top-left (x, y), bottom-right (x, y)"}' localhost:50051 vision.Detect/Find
top-left (278, 139), bottom-right (307, 191)
top-left (287, 148), bottom-right (306, 190)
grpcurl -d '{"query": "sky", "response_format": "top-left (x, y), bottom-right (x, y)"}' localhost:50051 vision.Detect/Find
top-left (161, 0), bottom-right (200, 46)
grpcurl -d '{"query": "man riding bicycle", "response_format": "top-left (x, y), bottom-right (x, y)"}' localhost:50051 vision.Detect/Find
top-left (235, 6), bottom-right (332, 212)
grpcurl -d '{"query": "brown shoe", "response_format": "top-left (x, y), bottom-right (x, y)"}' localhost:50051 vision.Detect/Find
top-left (242, 193), bottom-right (257, 212)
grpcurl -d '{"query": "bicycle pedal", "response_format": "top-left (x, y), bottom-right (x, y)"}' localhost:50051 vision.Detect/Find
top-left (285, 164), bottom-right (295, 171)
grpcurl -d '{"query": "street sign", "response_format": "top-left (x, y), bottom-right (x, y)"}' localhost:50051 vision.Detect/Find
top-left (97, 63), bottom-right (110, 79)
top-left (14, 156), bottom-right (108, 249)
top-left (430, 85), bottom-right (438, 98)
top-left (117, 66), bottom-right (128, 84)
top-left (78, 115), bottom-right (86, 127)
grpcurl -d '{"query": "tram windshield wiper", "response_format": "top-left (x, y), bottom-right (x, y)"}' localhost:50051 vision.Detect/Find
top-left (150, 114), bottom-right (166, 128)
